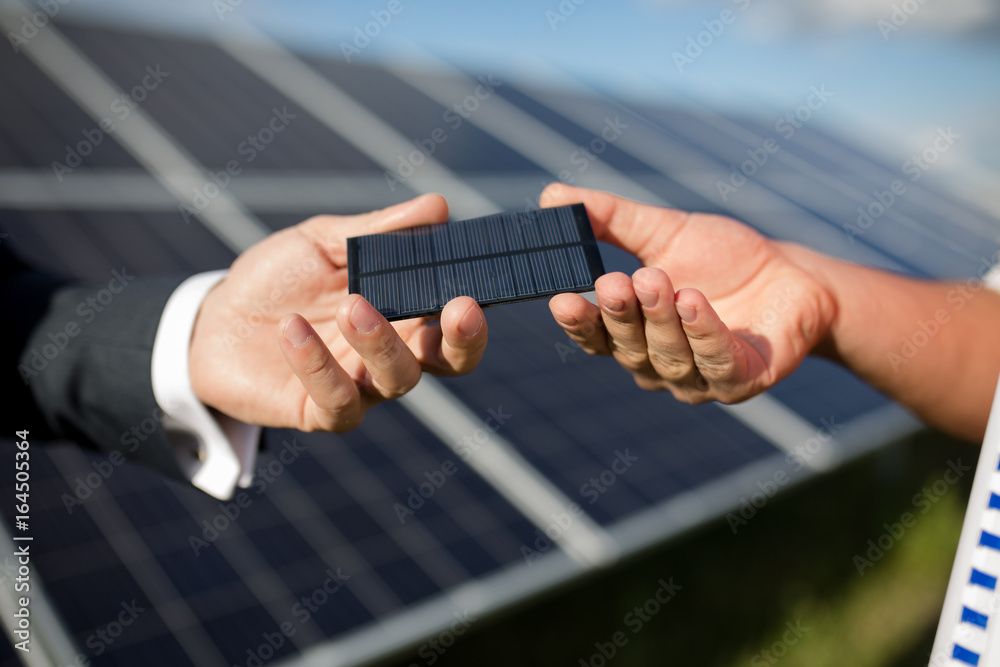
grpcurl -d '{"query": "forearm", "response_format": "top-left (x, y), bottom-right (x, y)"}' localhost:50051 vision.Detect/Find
top-left (17, 274), bottom-right (192, 479)
top-left (781, 242), bottom-right (1000, 442)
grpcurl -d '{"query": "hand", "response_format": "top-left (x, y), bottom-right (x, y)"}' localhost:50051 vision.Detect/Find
top-left (188, 194), bottom-right (488, 432)
top-left (543, 184), bottom-right (836, 405)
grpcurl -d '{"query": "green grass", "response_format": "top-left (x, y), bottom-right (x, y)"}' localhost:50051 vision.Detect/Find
top-left (382, 430), bottom-right (978, 667)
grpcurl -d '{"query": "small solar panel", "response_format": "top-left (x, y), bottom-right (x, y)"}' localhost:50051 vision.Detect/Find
top-left (347, 204), bottom-right (605, 321)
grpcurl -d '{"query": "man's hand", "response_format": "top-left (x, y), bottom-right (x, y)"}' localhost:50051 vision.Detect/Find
top-left (543, 184), bottom-right (836, 405)
top-left (188, 194), bottom-right (488, 432)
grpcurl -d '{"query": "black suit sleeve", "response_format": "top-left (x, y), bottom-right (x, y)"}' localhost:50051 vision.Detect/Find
top-left (2, 246), bottom-right (189, 482)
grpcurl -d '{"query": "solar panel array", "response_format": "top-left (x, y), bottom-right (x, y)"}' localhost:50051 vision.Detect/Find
top-left (0, 12), bottom-right (996, 667)
top-left (348, 204), bottom-right (604, 320)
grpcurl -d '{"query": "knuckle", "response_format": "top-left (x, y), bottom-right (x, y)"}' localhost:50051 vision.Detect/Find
top-left (371, 335), bottom-right (405, 368)
top-left (577, 319), bottom-right (601, 336)
top-left (567, 336), bottom-right (609, 357)
top-left (647, 351), bottom-right (692, 381)
top-left (449, 356), bottom-right (477, 375)
top-left (380, 367), bottom-right (422, 400)
top-left (300, 354), bottom-right (335, 384)
top-left (668, 388), bottom-right (696, 405)
top-left (612, 347), bottom-right (649, 370)
top-left (696, 354), bottom-right (737, 379)
top-left (567, 329), bottom-right (598, 347)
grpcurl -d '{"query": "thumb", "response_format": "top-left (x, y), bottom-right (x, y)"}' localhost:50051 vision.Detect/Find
top-left (351, 192), bottom-right (450, 235)
top-left (301, 193), bottom-right (451, 262)
top-left (539, 183), bottom-right (689, 264)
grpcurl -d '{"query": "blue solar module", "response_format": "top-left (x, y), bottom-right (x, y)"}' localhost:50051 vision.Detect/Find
top-left (631, 99), bottom-right (997, 278)
top-left (0, 404), bottom-right (543, 665)
top-left (0, 43), bottom-right (142, 170)
top-left (764, 356), bottom-right (894, 427)
top-left (304, 56), bottom-right (546, 176)
top-left (348, 204), bottom-right (605, 320)
top-left (58, 23), bottom-right (383, 173)
top-left (431, 298), bottom-right (781, 528)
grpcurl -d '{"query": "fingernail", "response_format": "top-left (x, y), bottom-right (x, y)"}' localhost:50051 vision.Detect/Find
top-left (458, 307), bottom-right (483, 338)
top-left (634, 285), bottom-right (658, 309)
top-left (283, 316), bottom-right (312, 347)
top-left (675, 302), bottom-right (696, 324)
top-left (350, 299), bottom-right (381, 334)
top-left (600, 296), bottom-right (624, 314)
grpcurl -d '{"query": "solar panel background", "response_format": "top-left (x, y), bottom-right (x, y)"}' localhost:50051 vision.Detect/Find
top-left (0, 13), bottom-right (995, 667)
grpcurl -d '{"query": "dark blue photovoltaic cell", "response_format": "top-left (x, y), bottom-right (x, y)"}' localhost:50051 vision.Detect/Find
top-left (348, 204), bottom-right (604, 320)
top-left (59, 24), bottom-right (382, 173)
top-left (765, 357), bottom-right (893, 427)
top-left (631, 100), bottom-right (998, 279)
top-left (307, 58), bottom-right (544, 175)
top-left (0, 51), bottom-right (142, 170)
top-left (436, 298), bottom-right (779, 526)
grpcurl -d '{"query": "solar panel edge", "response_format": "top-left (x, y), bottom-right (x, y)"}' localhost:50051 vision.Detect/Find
top-left (347, 236), bottom-right (360, 296)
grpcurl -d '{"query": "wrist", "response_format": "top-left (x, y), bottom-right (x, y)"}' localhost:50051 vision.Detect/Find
top-left (188, 278), bottom-right (227, 409)
top-left (772, 241), bottom-right (845, 362)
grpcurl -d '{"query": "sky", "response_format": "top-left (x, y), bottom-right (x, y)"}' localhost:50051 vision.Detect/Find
top-left (44, 0), bottom-right (1000, 189)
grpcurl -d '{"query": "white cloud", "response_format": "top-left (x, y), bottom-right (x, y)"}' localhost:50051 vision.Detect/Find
top-left (641, 0), bottom-right (1000, 36)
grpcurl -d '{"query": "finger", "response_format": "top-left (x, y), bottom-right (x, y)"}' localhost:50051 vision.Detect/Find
top-left (278, 313), bottom-right (363, 432)
top-left (350, 192), bottom-right (450, 234)
top-left (594, 272), bottom-right (659, 381)
top-left (632, 267), bottom-right (700, 387)
top-left (300, 193), bottom-right (450, 262)
top-left (674, 288), bottom-right (747, 394)
top-left (539, 183), bottom-right (690, 264)
top-left (409, 297), bottom-right (488, 374)
top-left (436, 296), bottom-right (488, 374)
top-left (549, 292), bottom-right (610, 355)
top-left (337, 294), bottom-right (423, 400)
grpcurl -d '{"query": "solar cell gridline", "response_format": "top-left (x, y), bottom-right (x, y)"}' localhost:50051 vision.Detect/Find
top-left (0, 12), bottom-right (996, 667)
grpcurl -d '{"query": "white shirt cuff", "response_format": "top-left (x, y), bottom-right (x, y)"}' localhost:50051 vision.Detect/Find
top-left (151, 270), bottom-right (261, 499)
top-left (985, 264), bottom-right (1000, 293)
